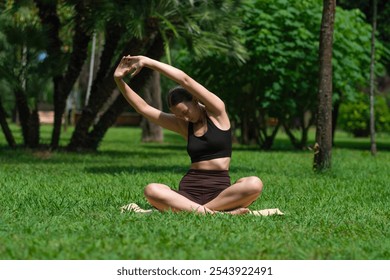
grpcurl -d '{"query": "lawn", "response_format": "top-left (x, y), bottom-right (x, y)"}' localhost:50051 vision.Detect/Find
top-left (0, 125), bottom-right (389, 259)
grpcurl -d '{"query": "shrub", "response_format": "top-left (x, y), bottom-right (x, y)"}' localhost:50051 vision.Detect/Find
top-left (338, 92), bottom-right (390, 137)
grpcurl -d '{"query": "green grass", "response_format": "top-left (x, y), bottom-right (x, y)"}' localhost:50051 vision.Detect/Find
top-left (0, 125), bottom-right (389, 259)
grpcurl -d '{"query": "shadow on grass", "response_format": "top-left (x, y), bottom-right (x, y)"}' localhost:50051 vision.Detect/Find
top-left (0, 148), bottom-right (185, 165)
top-left (85, 164), bottom-right (188, 175)
top-left (1, 134), bottom-right (389, 166)
top-left (233, 138), bottom-right (305, 153)
top-left (84, 162), bottom-right (257, 175)
top-left (233, 137), bottom-right (390, 152)
top-left (139, 144), bottom-right (186, 151)
top-left (333, 139), bottom-right (390, 151)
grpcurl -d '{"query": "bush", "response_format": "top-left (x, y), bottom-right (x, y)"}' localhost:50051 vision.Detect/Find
top-left (338, 92), bottom-right (390, 137)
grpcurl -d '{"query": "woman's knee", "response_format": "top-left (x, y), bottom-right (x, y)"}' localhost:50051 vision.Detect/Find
top-left (244, 176), bottom-right (263, 195)
top-left (144, 183), bottom-right (165, 200)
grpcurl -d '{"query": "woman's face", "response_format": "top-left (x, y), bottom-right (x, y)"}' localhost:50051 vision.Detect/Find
top-left (170, 101), bottom-right (200, 123)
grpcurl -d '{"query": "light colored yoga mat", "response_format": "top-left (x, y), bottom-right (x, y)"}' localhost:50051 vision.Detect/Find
top-left (120, 203), bottom-right (284, 216)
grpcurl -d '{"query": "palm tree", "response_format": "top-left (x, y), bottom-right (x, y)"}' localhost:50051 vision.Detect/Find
top-left (67, 0), bottom-right (246, 151)
top-left (34, 0), bottom-right (92, 150)
top-left (0, 1), bottom-right (43, 148)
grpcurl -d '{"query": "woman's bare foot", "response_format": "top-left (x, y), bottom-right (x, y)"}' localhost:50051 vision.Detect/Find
top-left (225, 207), bottom-right (250, 215)
top-left (196, 206), bottom-right (250, 215)
top-left (211, 208), bottom-right (250, 215)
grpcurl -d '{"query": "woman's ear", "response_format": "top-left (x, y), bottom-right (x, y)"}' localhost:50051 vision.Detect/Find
top-left (195, 99), bottom-right (205, 107)
top-left (192, 98), bottom-right (200, 105)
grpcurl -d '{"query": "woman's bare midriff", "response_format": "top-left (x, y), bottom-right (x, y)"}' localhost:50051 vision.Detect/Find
top-left (190, 157), bottom-right (231, 171)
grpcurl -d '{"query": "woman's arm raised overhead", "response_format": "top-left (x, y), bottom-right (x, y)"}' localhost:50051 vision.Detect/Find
top-left (125, 55), bottom-right (227, 118)
top-left (113, 56), bottom-right (187, 137)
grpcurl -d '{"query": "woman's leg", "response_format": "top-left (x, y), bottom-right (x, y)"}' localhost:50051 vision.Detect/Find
top-left (204, 176), bottom-right (263, 211)
top-left (144, 183), bottom-right (213, 214)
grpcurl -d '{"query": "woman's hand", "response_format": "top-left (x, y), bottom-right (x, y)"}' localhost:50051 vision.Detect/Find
top-left (113, 55), bottom-right (145, 79)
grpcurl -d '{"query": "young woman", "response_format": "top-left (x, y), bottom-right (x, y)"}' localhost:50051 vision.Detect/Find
top-left (114, 55), bottom-right (263, 215)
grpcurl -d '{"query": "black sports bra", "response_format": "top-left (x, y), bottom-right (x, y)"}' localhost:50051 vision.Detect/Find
top-left (187, 116), bottom-right (232, 163)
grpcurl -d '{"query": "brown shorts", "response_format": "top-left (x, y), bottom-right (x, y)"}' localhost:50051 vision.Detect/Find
top-left (175, 169), bottom-right (231, 205)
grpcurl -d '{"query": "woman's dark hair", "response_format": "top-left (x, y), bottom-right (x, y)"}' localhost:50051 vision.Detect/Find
top-left (167, 86), bottom-right (193, 108)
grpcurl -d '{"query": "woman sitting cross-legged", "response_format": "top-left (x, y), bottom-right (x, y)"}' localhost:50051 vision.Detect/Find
top-left (114, 55), bottom-right (264, 215)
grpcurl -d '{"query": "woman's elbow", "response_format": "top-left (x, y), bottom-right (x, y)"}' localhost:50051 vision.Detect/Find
top-left (179, 72), bottom-right (192, 87)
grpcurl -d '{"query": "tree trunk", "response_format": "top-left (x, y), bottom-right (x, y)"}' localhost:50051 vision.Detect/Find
top-left (34, 0), bottom-right (91, 149)
top-left (0, 99), bottom-right (16, 148)
top-left (51, 3), bottom-right (91, 149)
top-left (240, 113), bottom-right (250, 145)
top-left (260, 124), bottom-right (280, 150)
top-left (85, 94), bottom-right (129, 150)
top-left (283, 124), bottom-right (300, 149)
top-left (14, 88), bottom-right (40, 148)
top-left (240, 93), bottom-right (258, 145)
top-left (85, 32), bottom-right (97, 106)
top-left (86, 68), bottom-right (158, 150)
top-left (369, 0), bottom-right (377, 156)
top-left (13, 43), bottom-right (39, 148)
top-left (67, 22), bottom-right (133, 150)
top-left (88, 35), bottom-right (165, 150)
top-left (282, 109), bottom-right (313, 150)
top-left (34, 0), bottom-right (62, 148)
top-left (313, 0), bottom-right (336, 171)
top-left (28, 108), bottom-right (40, 148)
top-left (14, 88), bottom-right (30, 146)
top-left (141, 71), bottom-right (163, 142)
top-left (68, 32), bottom-right (164, 151)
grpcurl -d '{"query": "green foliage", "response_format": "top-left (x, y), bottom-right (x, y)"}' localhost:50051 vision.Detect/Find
top-left (338, 0), bottom-right (390, 72)
top-left (0, 39), bottom-right (14, 116)
top-left (333, 7), bottom-right (387, 103)
top-left (86, 0), bottom-right (246, 68)
top-left (240, 0), bottom-right (321, 114)
top-left (244, 0), bottom-right (387, 115)
top-left (338, 92), bottom-right (390, 137)
top-left (0, 1), bottom-right (55, 112)
top-left (154, 0), bottom-right (247, 64)
top-left (0, 126), bottom-right (389, 259)
top-left (177, 0), bottom-right (388, 149)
